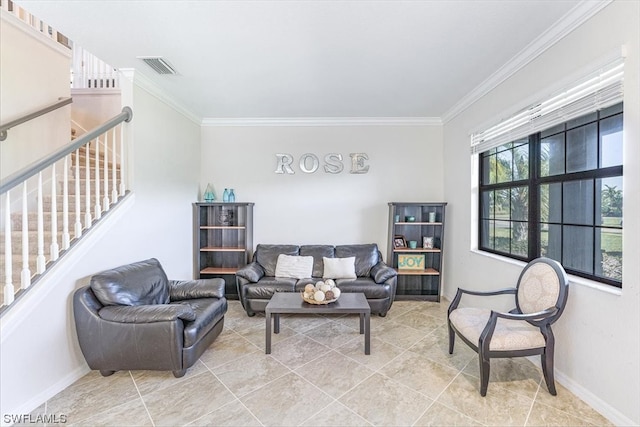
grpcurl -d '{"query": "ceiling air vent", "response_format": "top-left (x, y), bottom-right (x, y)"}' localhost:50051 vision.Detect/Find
top-left (139, 57), bottom-right (177, 75)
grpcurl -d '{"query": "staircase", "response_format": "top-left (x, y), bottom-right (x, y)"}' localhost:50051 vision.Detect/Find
top-left (0, 109), bottom-right (133, 312)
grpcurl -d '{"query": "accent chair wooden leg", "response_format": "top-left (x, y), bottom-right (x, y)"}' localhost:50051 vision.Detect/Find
top-left (479, 353), bottom-right (490, 396)
top-left (447, 323), bottom-right (455, 354)
top-left (541, 348), bottom-right (557, 395)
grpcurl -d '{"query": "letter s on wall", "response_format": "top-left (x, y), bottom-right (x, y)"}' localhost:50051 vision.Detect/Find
top-left (324, 153), bottom-right (344, 174)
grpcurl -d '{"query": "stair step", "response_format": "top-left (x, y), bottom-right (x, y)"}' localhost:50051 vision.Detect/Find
top-left (0, 231), bottom-right (58, 255)
top-left (61, 182), bottom-right (123, 193)
top-left (10, 212), bottom-right (83, 231)
top-left (71, 166), bottom-right (121, 180)
top-left (42, 195), bottom-right (120, 211)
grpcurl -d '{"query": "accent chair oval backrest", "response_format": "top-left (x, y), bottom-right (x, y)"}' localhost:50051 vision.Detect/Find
top-left (516, 257), bottom-right (569, 324)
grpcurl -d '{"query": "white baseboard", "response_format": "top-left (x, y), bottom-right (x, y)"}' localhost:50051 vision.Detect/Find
top-left (554, 369), bottom-right (637, 427)
top-left (1, 365), bottom-right (90, 427)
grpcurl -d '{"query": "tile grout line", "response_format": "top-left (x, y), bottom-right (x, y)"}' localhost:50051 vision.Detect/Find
top-left (128, 370), bottom-right (156, 427)
top-left (193, 359), bottom-right (266, 427)
top-left (524, 378), bottom-right (542, 426)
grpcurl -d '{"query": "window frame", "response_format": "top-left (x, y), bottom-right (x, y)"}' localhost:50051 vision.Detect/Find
top-left (478, 105), bottom-right (623, 287)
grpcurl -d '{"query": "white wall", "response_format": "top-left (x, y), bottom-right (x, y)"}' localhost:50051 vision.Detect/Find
top-left (200, 124), bottom-right (443, 256)
top-left (70, 89), bottom-right (121, 133)
top-left (442, 1), bottom-right (639, 425)
top-left (0, 72), bottom-right (202, 416)
top-left (0, 10), bottom-right (71, 180)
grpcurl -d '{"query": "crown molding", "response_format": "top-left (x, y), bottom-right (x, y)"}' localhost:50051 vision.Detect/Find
top-left (201, 116), bottom-right (442, 127)
top-left (119, 69), bottom-right (202, 125)
top-left (441, 0), bottom-right (613, 124)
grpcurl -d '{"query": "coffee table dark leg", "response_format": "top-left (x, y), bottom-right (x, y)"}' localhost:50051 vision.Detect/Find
top-left (359, 313), bottom-right (364, 334)
top-left (265, 311), bottom-right (271, 354)
top-left (364, 312), bottom-right (370, 355)
top-left (274, 313), bottom-right (280, 334)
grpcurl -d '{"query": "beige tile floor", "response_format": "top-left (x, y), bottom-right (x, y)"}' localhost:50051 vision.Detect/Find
top-left (27, 300), bottom-right (612, 426)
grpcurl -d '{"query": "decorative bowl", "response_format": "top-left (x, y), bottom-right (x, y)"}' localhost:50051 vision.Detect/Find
top-left (301, 293), bottom-right (338, 305)
top-left (301, 280), bottom-right (341, 305)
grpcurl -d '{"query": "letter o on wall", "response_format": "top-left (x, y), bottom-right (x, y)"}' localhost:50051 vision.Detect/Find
top-left (299, 153), bottom-right (319, 173)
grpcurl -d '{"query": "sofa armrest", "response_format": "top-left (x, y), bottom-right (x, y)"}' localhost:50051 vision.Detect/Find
top-left (236, 262), bottom-right (265, 283)
top-left (370, 261), bottom-right (398, 284)
top-left (169, 278), bottom-right (225, 300)
top-left (98, 304), bottom-right (196, 323)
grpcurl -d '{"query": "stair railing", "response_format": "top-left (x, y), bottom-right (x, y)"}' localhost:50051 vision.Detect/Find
top-left (0, 97), bottom-right (73, 141)
top-left (0, 107), bottom-right (133, 310)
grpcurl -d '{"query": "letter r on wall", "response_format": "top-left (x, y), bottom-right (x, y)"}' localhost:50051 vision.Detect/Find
top-left (275, 153), bottom-right (295, 174)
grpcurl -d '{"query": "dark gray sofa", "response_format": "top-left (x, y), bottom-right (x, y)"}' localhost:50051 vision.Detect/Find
top-left (236, 244), bottom-right (397, 317)
top-left (73, 258), bottom-right (227, 378)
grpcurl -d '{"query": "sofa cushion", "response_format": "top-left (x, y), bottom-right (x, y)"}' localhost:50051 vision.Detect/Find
top-left (176, 298), bottom-right (227, 348)
top-left (244, 278), bottom-right (297, 299)
top-left (299, 245), bottom-right (336, 278)
top-left (337, 278), bottom-right (392, 299)
top-left (323, 257), bottom-right (357, 279)
top-left (255, 244), bottom-right (300, 277)
top-left (294, 278), bottom-right (319, 292)
top-left (275, 254), bottom-right (314, 279)
top-left (335, 244), bottom-right (380, 277)
top-left (90, 258), bottom-right (170, 306)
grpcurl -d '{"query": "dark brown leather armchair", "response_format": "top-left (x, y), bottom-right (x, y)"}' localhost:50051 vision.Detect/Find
top-left (73, 258), bottom-right (227, 378)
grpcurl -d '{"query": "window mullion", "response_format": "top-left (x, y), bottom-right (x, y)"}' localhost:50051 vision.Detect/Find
top-left (529, 134), bottom-right (539, 260)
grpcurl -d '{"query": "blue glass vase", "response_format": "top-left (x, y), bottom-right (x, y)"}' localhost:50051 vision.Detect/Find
top-left (203, 184), bottom-right (215, 202)
top-left (229, 188), bottom-right (236, 202)
top-left (222, 188), bottom-right (230, 202)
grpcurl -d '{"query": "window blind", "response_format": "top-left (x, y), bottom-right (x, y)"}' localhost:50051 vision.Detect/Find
top-left (470, 58), bottom-right (624, 154)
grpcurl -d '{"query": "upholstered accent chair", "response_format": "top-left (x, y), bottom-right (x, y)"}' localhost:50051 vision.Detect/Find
top-left (447, 257), bottom-right (569, 396)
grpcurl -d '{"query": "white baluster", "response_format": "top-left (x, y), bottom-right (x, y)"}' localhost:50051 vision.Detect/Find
top-left (84, 144), bottom-right (92, 228)
top-left (36, 172), bottom-right (46, 274)
top-left (62, 155), bottom-right (70, 249)
top-left (74, 148), bottom-right (82, 238)
top-left (103, 131), bottom-right (110, 211)
top-left (119, 124), bottom-right (126, 196)
top-left (21, 182), bottom-right (31, 289)
top-left (4, 191), bottom-right (14, 305)
top-left (95, 138), bottom-right (102, 219)
top-left (50, 164), bottom-right (59, 261)
top-left (111, 128), bottom-right (118, 204)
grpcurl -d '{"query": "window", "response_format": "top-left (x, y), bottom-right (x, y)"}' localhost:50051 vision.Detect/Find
top-left (479, 103), bottom-right (623, 286)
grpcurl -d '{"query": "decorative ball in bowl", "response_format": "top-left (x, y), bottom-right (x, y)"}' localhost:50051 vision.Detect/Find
top-left (301, 279), bottom-right (341, 305)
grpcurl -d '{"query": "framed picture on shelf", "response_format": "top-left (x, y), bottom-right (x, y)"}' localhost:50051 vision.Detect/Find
top-left (393, 235), bottom-right (407, 249)
top-left (423, 236), bottom-right (435, 249)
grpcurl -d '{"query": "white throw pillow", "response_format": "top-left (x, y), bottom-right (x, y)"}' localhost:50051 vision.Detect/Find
top-left (274, 254), bottom-right (313, 279)
top-left (323, 257), bottom-right (357, 279)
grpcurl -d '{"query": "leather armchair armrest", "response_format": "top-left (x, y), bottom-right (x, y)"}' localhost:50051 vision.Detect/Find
top-left (236, 262), bottom-right (265, 283)
top-left (370, 261), bottom-right (397, 284)
top-left (99, 304), bottom-right (196, 323)
top-left (169, 278), bottom-right (225, 300)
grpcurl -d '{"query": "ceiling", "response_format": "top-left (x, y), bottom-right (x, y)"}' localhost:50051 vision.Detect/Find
top-left (16, 0), bottom-right (602, 122)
